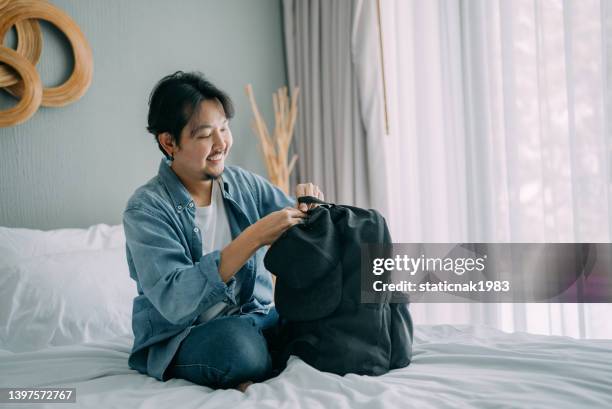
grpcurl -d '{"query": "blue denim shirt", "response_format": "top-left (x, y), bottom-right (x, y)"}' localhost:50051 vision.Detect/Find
top-left (123, 159), bottom-right (294, 381)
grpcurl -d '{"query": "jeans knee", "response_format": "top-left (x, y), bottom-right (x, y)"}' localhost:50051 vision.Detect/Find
top-left (222, 348), bottom-right (271, 387)
top-left (218, 323), bottom-right (272, 387)
top-left (170, 315), bottom-right (274, 389)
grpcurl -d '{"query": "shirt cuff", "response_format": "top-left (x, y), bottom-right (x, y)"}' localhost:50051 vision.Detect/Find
top-left (197, 250), bottom-right (238, 308)
top-left (224, 276), bottom-right (238, 305)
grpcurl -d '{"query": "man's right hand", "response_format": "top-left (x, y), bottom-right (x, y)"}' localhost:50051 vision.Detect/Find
top-left (219, 207), bottom-right (306, 283)
top-left (248, 207), bottom-right (307, 246)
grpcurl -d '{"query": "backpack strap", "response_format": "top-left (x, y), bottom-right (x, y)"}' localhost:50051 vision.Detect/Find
top-left (297, 195), bottom-right (330, 206)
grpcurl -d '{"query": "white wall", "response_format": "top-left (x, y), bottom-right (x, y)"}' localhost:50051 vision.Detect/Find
top-left (0, 0), bottom-right (287, 229)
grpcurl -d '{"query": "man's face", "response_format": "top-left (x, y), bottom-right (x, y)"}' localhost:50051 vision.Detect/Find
top-left (172, 99), bottom-right (233, 181)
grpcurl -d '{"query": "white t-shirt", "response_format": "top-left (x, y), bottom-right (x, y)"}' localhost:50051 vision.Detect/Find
top-left (195, 179), bottom-right (240, 324)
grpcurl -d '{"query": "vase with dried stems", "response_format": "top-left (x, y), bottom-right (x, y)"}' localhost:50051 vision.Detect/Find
top-left (245, 84), bottom-right (299, 195)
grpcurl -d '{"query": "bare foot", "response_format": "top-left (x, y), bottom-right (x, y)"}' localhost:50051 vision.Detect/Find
top-left (235, 381), bottom-right (253, 392)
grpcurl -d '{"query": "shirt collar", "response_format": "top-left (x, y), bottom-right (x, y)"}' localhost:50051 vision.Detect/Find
top-left (157, 159), bottom-right (233, 213)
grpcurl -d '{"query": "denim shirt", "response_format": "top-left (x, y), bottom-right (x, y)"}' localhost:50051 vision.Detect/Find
top-left (123, 159), bottom-right (294, 381)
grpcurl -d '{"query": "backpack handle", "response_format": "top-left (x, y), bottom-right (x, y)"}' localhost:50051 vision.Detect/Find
top-left (297, 195), bottom-right (330, 206)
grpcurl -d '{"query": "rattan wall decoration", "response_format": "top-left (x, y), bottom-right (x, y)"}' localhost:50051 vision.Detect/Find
top-left (0, 46), bottom-right (42, 128)
top-left (0, 0), bottom-right (93, 127)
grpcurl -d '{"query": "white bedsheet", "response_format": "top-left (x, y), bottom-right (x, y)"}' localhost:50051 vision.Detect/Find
top-left (1, 325), bottom-right (611, 409)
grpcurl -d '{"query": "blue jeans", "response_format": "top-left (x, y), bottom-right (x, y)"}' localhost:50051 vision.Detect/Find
top-left (167, 307), bottom-right (282, 389)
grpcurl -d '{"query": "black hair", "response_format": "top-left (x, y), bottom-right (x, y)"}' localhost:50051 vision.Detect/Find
top-left (146, 71), bottom-right (235, 159)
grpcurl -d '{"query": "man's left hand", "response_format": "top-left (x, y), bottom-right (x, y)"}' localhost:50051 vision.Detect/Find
top-left (295, 183), bottom-right (324, 212)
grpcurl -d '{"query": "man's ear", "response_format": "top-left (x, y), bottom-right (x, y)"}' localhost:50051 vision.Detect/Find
top-left (158, 132), bottom-right (175, 157)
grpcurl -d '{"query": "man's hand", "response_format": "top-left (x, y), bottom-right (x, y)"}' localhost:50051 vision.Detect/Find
top-left (247, 207), bottom-right (307, 246)
top-left (219, 208), bottom-right (305, 282)
top-left (295, 183), bottom-right (325, 212)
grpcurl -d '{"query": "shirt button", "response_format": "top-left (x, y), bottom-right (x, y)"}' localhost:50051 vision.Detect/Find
top-left (193, 227), bottom-right (199, 233)
top-left (177, 205), bottom-right (183, 211)
top-left (188, 202), bottom-right (194, 208)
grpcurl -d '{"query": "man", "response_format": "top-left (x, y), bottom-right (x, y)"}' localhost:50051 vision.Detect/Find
top-left (123, 71), bottom-right (324, 392)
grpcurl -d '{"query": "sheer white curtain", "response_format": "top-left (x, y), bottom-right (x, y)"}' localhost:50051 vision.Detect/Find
top-left (378, 0), bottom-right (612, 338)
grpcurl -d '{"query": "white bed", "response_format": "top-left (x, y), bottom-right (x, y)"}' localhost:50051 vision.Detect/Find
top-left (1, 224), bottom-right (611, 408)
top-left (1, 324), bottom-right (611, 409)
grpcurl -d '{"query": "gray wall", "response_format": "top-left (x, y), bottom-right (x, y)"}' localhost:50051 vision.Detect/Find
top-left (0, 0), bottom-right (287, 229)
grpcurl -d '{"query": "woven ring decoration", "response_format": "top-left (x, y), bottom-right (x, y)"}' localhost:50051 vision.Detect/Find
top-left (0, 18), bottom-right (42, 86)
top-left (0, 0), bottom-right (93, 113)
top-left (0, 45), bottom-right (42, 127)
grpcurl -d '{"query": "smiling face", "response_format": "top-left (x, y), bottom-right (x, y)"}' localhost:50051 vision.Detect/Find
top-left (166, 98), bottom-right (233, 182)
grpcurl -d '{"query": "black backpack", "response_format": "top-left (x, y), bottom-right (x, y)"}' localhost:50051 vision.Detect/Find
top-left (264, 196), bottom-right (413, 376)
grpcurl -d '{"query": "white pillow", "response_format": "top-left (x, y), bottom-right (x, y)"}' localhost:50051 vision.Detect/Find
top-left (0, 224), bottom-right (136, 352)
top-left (0, 224), bottom-right (126, 269)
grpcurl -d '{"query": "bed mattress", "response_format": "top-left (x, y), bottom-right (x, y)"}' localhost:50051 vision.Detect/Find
top-left (1, 324), bottom-right (611, 409)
